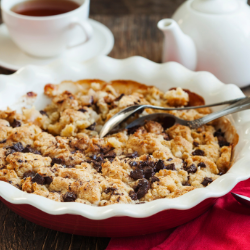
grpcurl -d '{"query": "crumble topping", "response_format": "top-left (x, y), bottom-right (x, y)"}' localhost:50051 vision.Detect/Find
top-left (0, 80), bottom-right (237, 206)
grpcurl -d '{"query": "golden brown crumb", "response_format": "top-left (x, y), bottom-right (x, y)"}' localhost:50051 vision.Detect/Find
top-left (0, 80), bottom-right (237, 205)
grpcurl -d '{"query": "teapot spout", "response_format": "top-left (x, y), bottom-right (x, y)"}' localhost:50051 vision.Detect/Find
top-left (158, 19), bottom-right (197, 71)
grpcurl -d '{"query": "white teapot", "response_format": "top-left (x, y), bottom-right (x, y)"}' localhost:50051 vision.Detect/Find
top-left (158, 0), bottom-right (250, 87)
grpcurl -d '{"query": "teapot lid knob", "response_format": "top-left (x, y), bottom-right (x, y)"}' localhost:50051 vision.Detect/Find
top-left (191, 0), bottom-right (240, 14)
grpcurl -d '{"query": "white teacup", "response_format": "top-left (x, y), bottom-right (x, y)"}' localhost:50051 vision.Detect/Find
top-left (1, 0), bottom-right (93, 58)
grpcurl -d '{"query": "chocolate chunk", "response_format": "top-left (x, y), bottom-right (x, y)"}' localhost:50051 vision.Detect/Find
top-left (143, 160), bottom-right (155, 168)
top-left (163, 133), bottom-right (170, 141)
top-left (126, 151), bottom-right (138, 159)
top-left (104, 151), bottom-right (116, 159)
top-left (6, 142), bottom-right (24, 156)
top-left (22, 145), bottom-right (41, 155)
top-left (127, 125), bottom-right (141, 135)
top-left (23, 171), bottom-right (36, 179)
top-left (192, 149), bottom-right (205, 156)
top-left (104, 187), bottom-right (117, 194)
top-left (143, 167), bottom-right (155, 179)
top-left (183, 181), bottom-right (191, 186)
top-left (31, 173), bottom-right (45, 185)
top-left (114, 94), bottom-right (125, 102)
top-left (193, 141), bottom-right (199, 147)
top-left (11, 119), bottom-right (21, 128)
top-left (65, 165), bottom-right (75, 169)
top-left (13, 142), bottom-right (24, 152)
top-left (130, 169), bottom-right (144, 180)
top-left (150, 176), bottom-right (160, 183)
top-left (0, 139), bottom-right (6, 144)
top-left (214, 129), bottom-right (230, 147)
top-left (22, 145), bottom-right (33, 153)
top-left (217, 136), bottom-right (230, 147)
top-left (17, 159), bottom-right (23, 163)
top-left (218, 171), bottom-right (224, 176)
top-left (108, 158), bottom-right (115, 163)
top-left (92, 161), bottom-right (102, 173)
top-left (96, 155), bottom-right (104, 162)
top-left (104, 96), bottom-right (113, 105)
top-left (182, 160), bottom-right (187, 169)
top-left (5, 148), bottom-right (15, 156)
top-left (63, 192), bottom-right (77, 202)
top-left (39, 110), bottom-right (46, 115)
top-left (214, 129), bottom-right (224, 138)
top-left (90, 96), bottom-right (94, 105)
top-left (44, 176), bottom-right (53, 185)
top-left (134, 179), bottom-right (150, 199)
top-left (39, 110), bottom-right (48, 116)
top-left (129, 161), bottom-right (138, 167)
top-left (186, 164), bottom-right (197, 174)
top-left (154, 160), bottom-right (165, 172)
top-left (27, 91), bottom-right (37, 97)
top-left (91, 155), bottom-right (103, 162)
top-left (100, 147), bottom-right (114, 154)
top-left (94, 103), bottom-right (100, 114)
top-left (51, 158), bottom-right (64, 165)
top-left (92, 160), bottom-right (102, 167)
top-left (129, 190), bottom-right (138, 200)
top-left (86, 122), bottom-right (96, 131)
top-left (78, 108), bottom-right (87, 113)
top-left (165, 163), bottom-right (176, 171)
top-left (139, 161), bottom-right (150, 168)
top-left (201, 177), bottom-right (213, 186)
top-left (167, 158), bottom-right (173, 161)
top-left (198, 162), bottom-right (206, 168)
top-left (57, 100), bottom-right (64, 104)
top-left (218, 140), bottom-right (230, 148)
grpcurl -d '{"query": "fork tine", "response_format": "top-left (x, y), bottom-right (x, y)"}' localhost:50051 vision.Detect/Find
top-left (99, 97), bottom-right (246, 138)
top-left (231, 192), bottom-right (250, 208)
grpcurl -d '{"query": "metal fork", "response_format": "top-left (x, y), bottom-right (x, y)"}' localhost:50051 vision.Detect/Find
top-left (231, 193), bottom-right (250, 208)
top-left (99, 97), bottom-right (248, 138)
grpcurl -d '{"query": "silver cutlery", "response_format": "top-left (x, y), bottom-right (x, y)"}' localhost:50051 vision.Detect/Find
top-left (99, 97), bottom-right (248, 138)
top-left (231, 193), bottom-right (250, 208)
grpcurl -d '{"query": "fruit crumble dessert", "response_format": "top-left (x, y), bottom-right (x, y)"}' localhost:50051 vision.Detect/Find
top-left (0, 80), bottom-right (238, 205)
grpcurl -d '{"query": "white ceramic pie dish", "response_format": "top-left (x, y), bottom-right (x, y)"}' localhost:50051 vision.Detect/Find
top-left (0, 56), bottom-right (249, 236)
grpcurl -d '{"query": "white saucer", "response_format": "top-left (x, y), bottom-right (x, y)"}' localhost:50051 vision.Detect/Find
top-left (0, 19), bottom-right (114, 71)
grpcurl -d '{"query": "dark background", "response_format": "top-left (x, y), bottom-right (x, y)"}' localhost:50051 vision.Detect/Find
top-left (90, 0), bottom-right (186, 15)
top-left (0, 0), bottom-right (250, 250)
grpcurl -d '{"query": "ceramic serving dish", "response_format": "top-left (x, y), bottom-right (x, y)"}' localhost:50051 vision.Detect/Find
top-left (0, 56), bottom-right (250, 237)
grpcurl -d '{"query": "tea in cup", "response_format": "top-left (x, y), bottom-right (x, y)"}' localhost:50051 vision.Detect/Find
top-left (1, 0), bottom-right (93, 58)
top-left (11, 0), bottom-right (80, 17)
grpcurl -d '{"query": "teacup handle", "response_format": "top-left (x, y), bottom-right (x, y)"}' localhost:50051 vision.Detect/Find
top-left (67, 21), bottom-right (93, 49)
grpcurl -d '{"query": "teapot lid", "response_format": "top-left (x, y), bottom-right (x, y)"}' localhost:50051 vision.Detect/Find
top-left (191, 0), bottom-right (240, 14)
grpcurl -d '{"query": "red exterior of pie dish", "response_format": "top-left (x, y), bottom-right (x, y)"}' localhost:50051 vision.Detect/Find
top-left (0, 196), bottom-right (217, 237)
